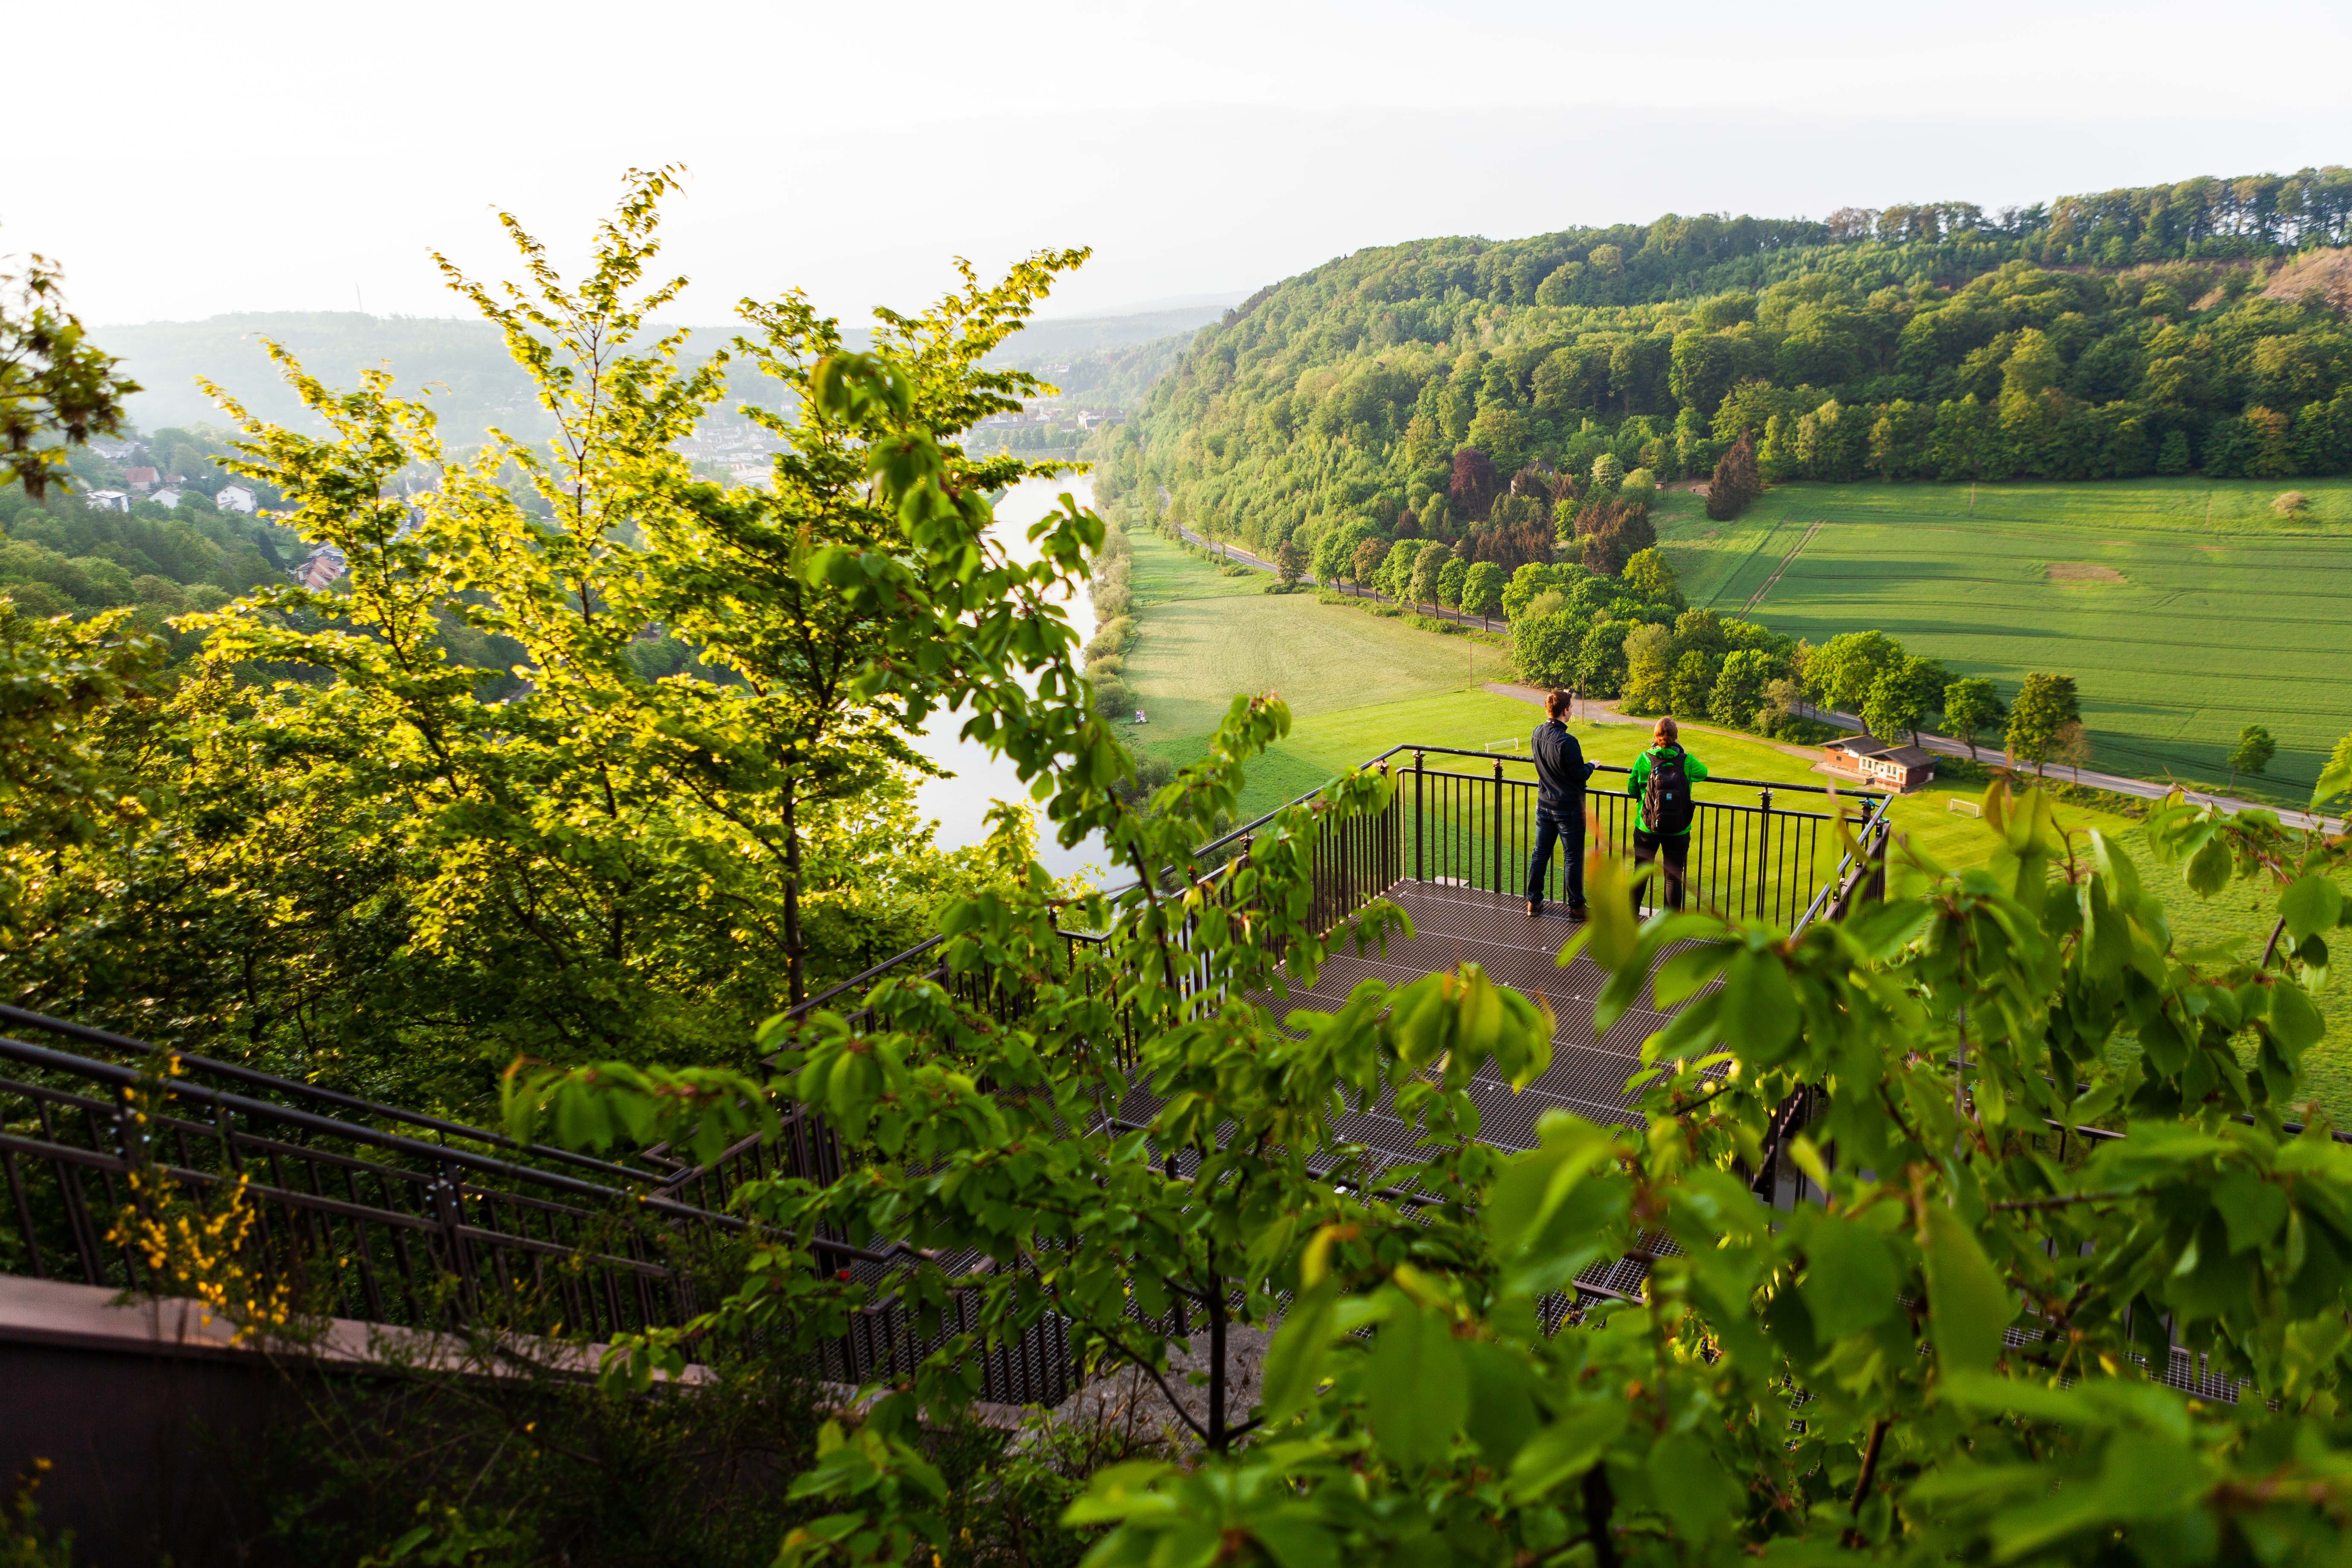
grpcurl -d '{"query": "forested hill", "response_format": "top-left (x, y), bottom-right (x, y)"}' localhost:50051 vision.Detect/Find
top-left (1097, 167), bottom-right (2352, 559)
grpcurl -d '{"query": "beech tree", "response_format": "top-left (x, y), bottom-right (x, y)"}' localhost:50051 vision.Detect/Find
top-left (0, 250), bottom-right (139, 499)
top-left (2007, 671), bottom-right (2082, 777)
top-left (1943, 676), bottom-right (2004, 760)
top-left (2230, 724), bottom-right (2277, 791)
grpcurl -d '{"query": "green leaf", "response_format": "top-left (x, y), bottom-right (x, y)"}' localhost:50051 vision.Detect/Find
top-left (1247, 1512), bottom-right (1342, 1568)
top-left (1923, 1202), bottom-right (2013, 1372)
top-left (1059, 1461), bottom-right (1175, 1527)
top-left (1256, 1279), bottom-right (1338, 1426)
top-left (2312, 732), bottom-right (2352, 808)
top-left (1461, 1339), bottom-right (1540, 1466)
top-left (1719, 946), bottom-right (1799, 1060)
top-left (2184, 835), bottom-right (2232, 897)
top-left (1801, 1215), bottom-right (1899, 1340)
top-left (2280, 873), bottom-right (2345, 943)
top-left (1505, 1397), bottom-right (1627, 1502)
top-left (1647, 1430), bottom-right (1739, 1541)
top-left (1366, 1298), bottom-right (1467, 1470)
top-left (1580, 851), bottom-right (1641, 970)
top-left (2212, 1171), bottom-right (2288, 1255)
top-left (2270, 981), bottom-right (2325, 1054)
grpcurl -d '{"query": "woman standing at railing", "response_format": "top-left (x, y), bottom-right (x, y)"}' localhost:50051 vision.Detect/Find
top-left (1628, 716), bottom-right (1707, 913)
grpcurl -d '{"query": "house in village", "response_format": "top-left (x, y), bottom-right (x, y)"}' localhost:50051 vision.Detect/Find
top-left (217, 484), bottom-right (258, 514)
top-left (149, 487), bottom-right (185, 509)
top-left (292, 544), bottom-right (349, 592)
top-left (1820, 733), bottom-right (1937, 792)
top-left (124, 466), bottom-right (160, 494)
top-left (84, 490), bottom-right (131, 513)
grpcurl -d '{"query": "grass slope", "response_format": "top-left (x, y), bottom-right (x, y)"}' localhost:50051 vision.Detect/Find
top-left (1121, 526), bottom-right (2352, 1113)
top-left (1658, 477), bottom-right (2352, 801)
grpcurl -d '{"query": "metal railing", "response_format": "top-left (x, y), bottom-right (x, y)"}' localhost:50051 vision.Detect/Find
top-left (1386, 745), bottom-right (1871, 925)
top-left (0, 1006), bottom-right (722, 1345)
top-left (0, 741), bottom-right (1890, 1407)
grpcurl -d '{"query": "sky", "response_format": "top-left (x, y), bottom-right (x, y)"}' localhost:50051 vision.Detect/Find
top-left (17, 0), bottom-right (2352, 329)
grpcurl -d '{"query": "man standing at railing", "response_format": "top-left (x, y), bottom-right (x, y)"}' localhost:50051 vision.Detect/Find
top-left (1629, 716), bottom-right (1708, 913)
top-left (1525, 689), bottom-right (1596, 920)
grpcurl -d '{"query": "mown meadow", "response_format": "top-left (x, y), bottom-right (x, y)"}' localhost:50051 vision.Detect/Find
top-left (1658, 475), bottom-right (2352, 799)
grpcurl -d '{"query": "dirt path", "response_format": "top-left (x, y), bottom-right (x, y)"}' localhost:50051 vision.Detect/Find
top-left (1743, 519), bottom-right (1823, 613)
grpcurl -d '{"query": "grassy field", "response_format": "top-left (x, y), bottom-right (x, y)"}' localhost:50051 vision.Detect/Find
top-left (1120, 522), bottom-right (2352, 1113)
top-left (1655, 477), bottom-right (2352, 802)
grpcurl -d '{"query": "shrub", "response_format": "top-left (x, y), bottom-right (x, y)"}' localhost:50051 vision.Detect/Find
top-left (1091, 675), bottom-right (1134, 720)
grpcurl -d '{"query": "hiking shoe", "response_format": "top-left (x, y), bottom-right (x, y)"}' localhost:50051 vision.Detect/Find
top-left (1567, 904), bottom-right (1589, 922)
top-left (1526, 899), bottom-right (1540, 917)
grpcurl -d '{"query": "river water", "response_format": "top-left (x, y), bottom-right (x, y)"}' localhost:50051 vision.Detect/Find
top-left (907, 475), bottom-right (1113, 880)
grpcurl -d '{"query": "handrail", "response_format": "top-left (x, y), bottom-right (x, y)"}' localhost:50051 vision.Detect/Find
top-left (1360, 742), bottom-right (1846, 796)
top-left (0, 1032), bottom-right (737, 1226)
top-left (0, 1003), bottom-right (662, 1188)
top-left (1184, 739), bottom-right (1849, 868)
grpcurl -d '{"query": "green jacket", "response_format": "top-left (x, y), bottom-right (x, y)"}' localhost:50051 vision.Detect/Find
top-left (1628, 745), bottom-right (1708, 836)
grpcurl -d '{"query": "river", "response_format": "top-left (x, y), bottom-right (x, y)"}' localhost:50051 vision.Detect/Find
top-left (908, 475), bottom-right (1113, 881)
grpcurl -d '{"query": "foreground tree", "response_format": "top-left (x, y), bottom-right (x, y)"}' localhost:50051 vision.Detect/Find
top-left (0, 247), bottom-right (139, 498)
top-left (3, 174), bottom-right (1075, 1096)
top-left (511, 353), bottom-right (2352, 1568)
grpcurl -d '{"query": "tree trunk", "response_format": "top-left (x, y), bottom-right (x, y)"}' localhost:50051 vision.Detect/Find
top-left (1206, 1284), bottom-right (1227, 1453)
top-left (781, 763), bottom-right (805, 1006)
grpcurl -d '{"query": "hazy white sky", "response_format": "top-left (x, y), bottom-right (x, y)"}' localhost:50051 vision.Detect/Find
top-left (17, 0), bottom-right (2351, 327)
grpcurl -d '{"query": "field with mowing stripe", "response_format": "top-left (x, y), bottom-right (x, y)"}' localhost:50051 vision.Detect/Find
top-left (1118, 522), bottom-right (2352, 1113)
top-left (1657, 477), bottom-right (2352, 801)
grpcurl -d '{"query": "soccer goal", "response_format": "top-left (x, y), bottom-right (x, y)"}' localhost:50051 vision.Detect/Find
top-left (1483, 737), bottom-right (1523, 754)
top-left (1947, 797), bottom-right (1982, 817)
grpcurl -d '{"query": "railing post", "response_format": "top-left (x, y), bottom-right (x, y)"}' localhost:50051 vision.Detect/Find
top-left (432, 1160), bottom-right (479, 1322)
top-left (1492, 758), bottom-right (1505, 895)
top-left (1412, 751), bottom-right (1425, 884)
top-left (1755, 787), bottom-right (1773, 919)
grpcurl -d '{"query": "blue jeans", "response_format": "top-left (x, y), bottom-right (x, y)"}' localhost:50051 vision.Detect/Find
top-left (1524, 811), bottom-right (1585, 907)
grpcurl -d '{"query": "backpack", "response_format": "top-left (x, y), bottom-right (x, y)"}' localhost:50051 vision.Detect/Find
top-left (1643, 745), bottom-right (1694, 835)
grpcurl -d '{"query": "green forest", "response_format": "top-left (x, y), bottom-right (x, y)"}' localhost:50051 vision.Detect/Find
top-left (1105, 167), bottom-right (2352, 565)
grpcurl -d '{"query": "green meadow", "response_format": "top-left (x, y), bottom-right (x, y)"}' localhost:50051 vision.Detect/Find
top-left (1656, 477), bottom-right (2352, 802)
top-left (1117, 521), bottom-right (2352, 1113)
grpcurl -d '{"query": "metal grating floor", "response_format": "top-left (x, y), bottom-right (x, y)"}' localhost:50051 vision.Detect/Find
top-left (1262, 879), bottom-right (1707, 1153)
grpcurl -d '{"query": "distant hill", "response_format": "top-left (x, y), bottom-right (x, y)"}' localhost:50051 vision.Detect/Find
top-left (1101, 165), bottom-right (2352, 563)
top-left (99, 297), bottom-right (1238, 445)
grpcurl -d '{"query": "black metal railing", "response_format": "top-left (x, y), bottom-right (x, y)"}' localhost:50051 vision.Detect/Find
top-left (0, 1006), bottom-right (722, 1345)
top-left (0, 740), bottom-right (1891, 1408)
top-left (1388, 745), bottom-right (1861, 924)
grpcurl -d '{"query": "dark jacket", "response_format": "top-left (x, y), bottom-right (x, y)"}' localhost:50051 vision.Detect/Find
top-left (1531, 721), bottom-right (1592, 817)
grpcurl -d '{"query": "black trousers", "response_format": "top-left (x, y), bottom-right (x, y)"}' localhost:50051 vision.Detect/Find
top-left (1633, 829), bottom-right (1690, 912)
top-left (1524, 810), bottom-right (1585, 907)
